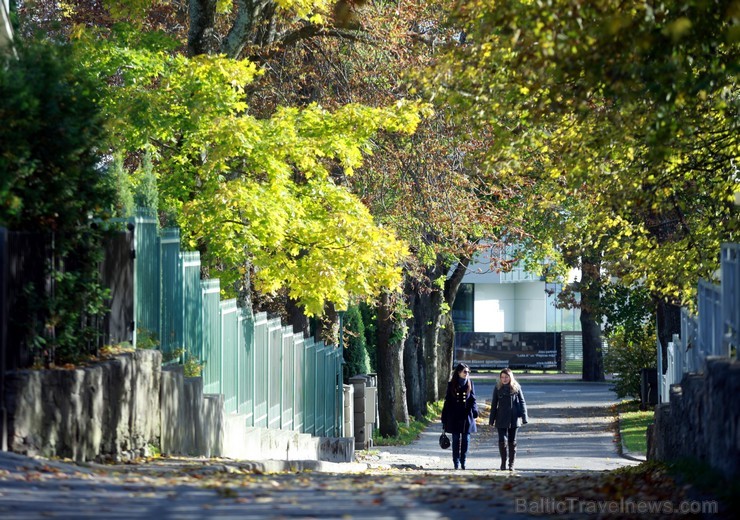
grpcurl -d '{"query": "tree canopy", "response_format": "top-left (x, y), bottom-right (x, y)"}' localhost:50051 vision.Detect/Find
top-left (424, 0), bottom-right (739, 307)
top-left (14, 1), bottom-right (436, 317)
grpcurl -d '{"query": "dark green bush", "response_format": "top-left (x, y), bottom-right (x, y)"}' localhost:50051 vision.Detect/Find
top-left (342, 304), bottom-right (371, 380)
top-left (604, 323), bottom-right (657, 398)
top-left (0, 39), bottom-right (115, 365)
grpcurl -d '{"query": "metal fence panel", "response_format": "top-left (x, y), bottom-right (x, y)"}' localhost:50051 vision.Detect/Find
top-left (182, 252), bottom-right (202, 363)
top-left (267, 318), bottom-right (282, 429)
top-left (698, 280), bottom-right (723, 357)
top-left (281, 327), bottom-right (295, 430)
top-left (159, 228), bottom-right (182, 358)
top-left (100, 230), bottom-right (134, 350)
top-left (220, 299), bottom-right (239, 414)
top-left (253, 312), bottom-right (268, 427)
top-left (292, 334), bottom-right (305, 432)
top-left (303, 338), bottom-right (316, 435)
top-left (133, 213), bottom-right (159, 348)
top-left (202, 279), bottom-right (221, 395)
top-left (314, 343), bottom-right (326, 437)
top-left (3, 211), bottom-right (348, 441)
top-left (238, 308), bottom-right (254, 425)
top-left (722, 243), bottom-right (739, 359)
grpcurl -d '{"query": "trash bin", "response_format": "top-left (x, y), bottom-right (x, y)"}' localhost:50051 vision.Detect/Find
top-left (640, 368), bottom-right (658, 410)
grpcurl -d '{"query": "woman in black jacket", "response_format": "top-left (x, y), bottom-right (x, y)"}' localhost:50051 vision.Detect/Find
top-left (441, 363), bottom-right (479, 470)
top-left (489, 367), bottom-right (528, 470)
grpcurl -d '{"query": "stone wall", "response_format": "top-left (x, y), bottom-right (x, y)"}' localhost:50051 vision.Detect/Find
top-left (3, 350), bottom-right (355, 463)
top-left (648, 357), bottom-right (740, 479)
top-left (4, 350), bottom-right (162, 462)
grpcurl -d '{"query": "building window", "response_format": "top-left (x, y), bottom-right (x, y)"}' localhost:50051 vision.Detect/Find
top-left (452, 283), bottom-right (474, 332)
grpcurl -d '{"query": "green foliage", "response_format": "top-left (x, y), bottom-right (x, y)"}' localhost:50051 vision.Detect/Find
top-left (342, 305), bottom-right (370, 379)
top-left (135, 328), bottom-right (160, 350)
top-left (133, 150), bottom-right (159, 213)
top-left (601, 282), bottom-right (655, 344)
top-left (358, 301), bottom-right (378, 372)
top-left (72, 23), bottom-right (428, 316)
top-left (604, 323), bottom-right (657, 398)
top-left (372, 399), bottom-right (444, 446)
top-left (111, 154), bottom-right (135, 218)
top-left (183, 354), bottom-right (205, 378)
top-left (161, 346), bottom-right (205, 377)
top-left (426, 0), bottom-right (739, 308)
top-left (0, 39), bottom-right (116, 365)
top-left (0, 38), bottom-right (114, 229)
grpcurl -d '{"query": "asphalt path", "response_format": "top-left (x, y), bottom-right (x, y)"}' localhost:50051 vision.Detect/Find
top-left (0, 378), bottom-right (645, 519)
top-left (372, 379), bottom-right (641, 473)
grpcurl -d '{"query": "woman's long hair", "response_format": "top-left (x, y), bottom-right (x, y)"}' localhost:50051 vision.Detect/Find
top-left (496, 367), bottom-right (521, 393)
top-left (450, 362), bottom-right (472, 395)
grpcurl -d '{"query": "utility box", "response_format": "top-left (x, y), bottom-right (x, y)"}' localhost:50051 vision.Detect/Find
top-left (349, 374), bottom-right (377, 450)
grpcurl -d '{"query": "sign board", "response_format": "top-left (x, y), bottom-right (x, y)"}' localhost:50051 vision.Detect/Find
top-left (454, 332), bottom-right (560, 370)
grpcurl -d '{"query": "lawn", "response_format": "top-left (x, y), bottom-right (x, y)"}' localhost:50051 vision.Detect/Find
top-left (616, 400), bottom-right (654, 454)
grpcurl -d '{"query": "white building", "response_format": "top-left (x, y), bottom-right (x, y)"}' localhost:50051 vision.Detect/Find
top-left (451, 244), bottom-right (582, 371)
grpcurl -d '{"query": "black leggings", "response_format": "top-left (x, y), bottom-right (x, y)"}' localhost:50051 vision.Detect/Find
top-left (497, 427), bottom-right (517, 444)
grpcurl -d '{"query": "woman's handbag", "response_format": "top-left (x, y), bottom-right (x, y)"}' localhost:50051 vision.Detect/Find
top-left (439, 431), bottom-right (451, 449)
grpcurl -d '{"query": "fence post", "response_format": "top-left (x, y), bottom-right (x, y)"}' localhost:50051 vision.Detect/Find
top-left (0, 228), bottom-right (6, 451)
top-left (722, 244), bottom-right (739, 360)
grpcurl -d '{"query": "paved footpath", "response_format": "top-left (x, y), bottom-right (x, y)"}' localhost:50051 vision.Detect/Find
top-left (1, 377), bottom-right (721, 520)
top-left (371, 376), bottom-right (643, 473)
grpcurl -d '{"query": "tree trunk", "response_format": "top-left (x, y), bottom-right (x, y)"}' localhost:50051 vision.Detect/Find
top-left (424, 284), bottom-right (443, 403)
top-left (439, 256), bottom-right (468, 396)
top-left (285, 297), bottom-right (310, 338)
top-left (580, 254), bottom-right (604, 381)
top-left (404, 281), bottom-right (426, 420)
top-left (377, 292), bottom-right (407, 436)
top-left (437, 313), bottom-right (455, 395)
top-left (188, 0), bottom-right (219, 56)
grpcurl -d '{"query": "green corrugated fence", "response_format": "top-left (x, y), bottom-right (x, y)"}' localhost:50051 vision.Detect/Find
top-left (128, 211), bottom-right (343, 438)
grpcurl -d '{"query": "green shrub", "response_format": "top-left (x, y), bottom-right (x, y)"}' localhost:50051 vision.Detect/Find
top-left (342, 305), bottom-right (371, 380)
top-left (358, 302), bottom-right (377, 372)
top-left (1, 39), bottom-right (116, 366)
top-left (604, 323), bottom-right (657, 398)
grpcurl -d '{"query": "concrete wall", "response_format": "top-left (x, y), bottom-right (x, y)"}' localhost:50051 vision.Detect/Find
top-left (648, 357), bottom-right (740, 479)
top-left (3, 350), bottom-right (355, 463)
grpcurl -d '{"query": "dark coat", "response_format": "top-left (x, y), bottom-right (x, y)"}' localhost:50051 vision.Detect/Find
top-left (489, 384), bottom-right (528, 429)
top-left (441, 378), bottom-right (479, 434)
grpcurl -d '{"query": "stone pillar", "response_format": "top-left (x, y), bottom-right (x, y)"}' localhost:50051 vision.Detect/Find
top-left (342, 384), bottom-right (354, 438)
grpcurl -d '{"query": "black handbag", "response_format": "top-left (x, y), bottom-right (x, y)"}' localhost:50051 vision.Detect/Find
top-left (439, 431), bottom-right (451, 450)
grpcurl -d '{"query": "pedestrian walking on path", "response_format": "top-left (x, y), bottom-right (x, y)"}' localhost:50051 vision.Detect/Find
top-left (441, 363), bottom-right (479, 470)
top-left (489, 368), bottom-right (528, 471)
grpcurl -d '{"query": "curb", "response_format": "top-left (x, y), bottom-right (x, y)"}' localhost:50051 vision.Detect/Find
top-left (0, 451), bottom-right (370, 476)
top-left (617, 415), bottom-right (647, 463)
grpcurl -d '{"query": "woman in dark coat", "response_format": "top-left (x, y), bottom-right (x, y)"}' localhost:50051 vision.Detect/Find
top-left (441, 363), bottom-right (479, 470)
top-left (489, 367), bottom-right (528, 470)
